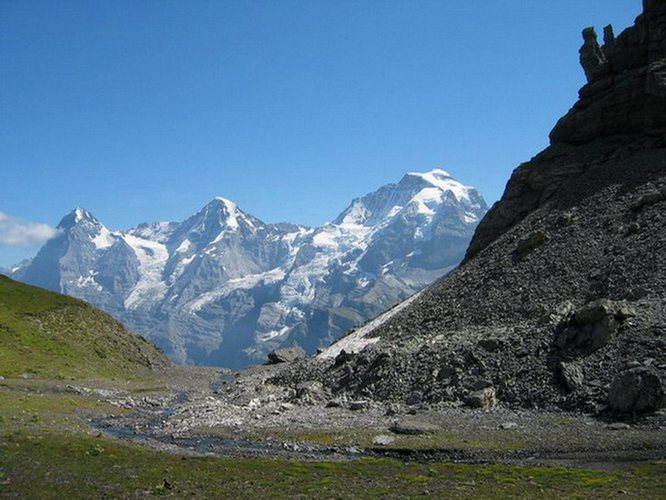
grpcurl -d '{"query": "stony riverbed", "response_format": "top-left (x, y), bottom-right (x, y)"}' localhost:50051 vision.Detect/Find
top-left (68, 364), bottom-right (666, 470)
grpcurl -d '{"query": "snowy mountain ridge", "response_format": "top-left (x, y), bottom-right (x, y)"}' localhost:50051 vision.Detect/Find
top-left (10, 169), bottom-right (487, 368)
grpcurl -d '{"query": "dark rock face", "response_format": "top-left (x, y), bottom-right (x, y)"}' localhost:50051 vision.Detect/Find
top-left (276, 2), bottom-right (666, 413)
top-left (466, 1), bottom-right (666, 263)
top-left (579, 27), bottom-right (608, 82)
top-left (551, 0), bottom-right (666, 144)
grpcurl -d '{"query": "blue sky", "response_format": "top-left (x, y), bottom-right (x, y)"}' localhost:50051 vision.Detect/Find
top-left (0, 0), bottom-right (641, 267)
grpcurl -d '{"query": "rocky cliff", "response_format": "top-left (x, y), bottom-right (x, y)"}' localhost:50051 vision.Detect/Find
top-left (284, 1), bottom-right (666, 414)
top-left (467, 0), bottom-right (666, 262)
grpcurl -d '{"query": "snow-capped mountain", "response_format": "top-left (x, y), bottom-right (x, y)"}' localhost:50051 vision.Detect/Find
top-left (9, 169), bottom-right (487, 368)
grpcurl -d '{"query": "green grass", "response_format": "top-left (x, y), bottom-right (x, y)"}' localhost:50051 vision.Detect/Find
top-left (0, 384), bottom-right (127, 437)
top-left (0, 275), bottom-right (168, 380)
top-left (0, 431), bottom-right (664, 499)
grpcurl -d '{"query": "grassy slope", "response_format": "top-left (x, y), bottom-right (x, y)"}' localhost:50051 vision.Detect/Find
top-left (0, 275), bottom-right (169, 379)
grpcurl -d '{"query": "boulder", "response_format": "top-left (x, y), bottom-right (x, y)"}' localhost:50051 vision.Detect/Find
top-left (389, 419), bottom-right (441, 435)
top-left (570, 316), bottom-right (615, 351)
top-left (349, 400), bottom-right (371, 411)
top-left (500, 422), bottom-right (518, 430)
top-left (294, 380), bottom-right (330, 405)
top-left (630, 190), bottom-right (665, 210)
top-left (574, 299), bottom-right (615, 324)
top-left (464, 387), bottom-right (497, 409)
top-left (555, 299), bottom-right (631, 351)
top-left (515, 230), bottom-right (549, 255)
top-left (608, 367), bottom-right (665, 413)
top-left (478, 338), bottom-right (502, 352)
top-left (268, 346), bottom-right (306, 364)
top-left (559, 361), bottom-right (585, 391)
top-left (372, 435), bottom-right (396, 446)
top-left (333, 349), bottom-right (356, 366)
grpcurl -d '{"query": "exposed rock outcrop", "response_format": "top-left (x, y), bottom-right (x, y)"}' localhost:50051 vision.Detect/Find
top-left (551, 0), bottom-right (666, 145)
top-left (466, 0), bottom-right (666, 262)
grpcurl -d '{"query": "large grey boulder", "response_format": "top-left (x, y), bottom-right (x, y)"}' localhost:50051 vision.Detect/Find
top-left (389, 419), bottom-right (441, 435)
top-left (294, 380), bottom-right (330, 405)
top-left (267, 347), bottom-right (306, 364)
top-left (559, 361), bottom-right (585, 391)
top-left (608, 367), bottom-right (665, 413)
top-left (555, 299), bottom-right (633, 352)
top-left (464, 387), bottom-right (497, 409)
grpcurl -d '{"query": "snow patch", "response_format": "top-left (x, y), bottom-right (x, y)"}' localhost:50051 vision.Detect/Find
top-left (176, 239), bottom-right (192, 253)
top-left (257, 326), bottom-right (290, 342)
top-left (463, 212), bottom-right (479, 224)
top-left (74, 273), bottom-right (102, 291)
top-left (213, 196), bottom-right (256, 232)
top-left (187, 268), bottom-right (286, 312)
top-left (121, 234), bottom-right (169, 309)
top-left (407, 169), bottom-right (473, 203)
top-left (312, 228), bottom-right (340, 249)
top-left (74, 208), bottom-right (90, 222)
top-left (91, 226), bottom-right (116, 250)
top-left (411, 187), bottom-right (444, 216)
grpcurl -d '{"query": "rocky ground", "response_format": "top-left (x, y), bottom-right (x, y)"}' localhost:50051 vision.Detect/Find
top-left (54, 363), bottom-right (664, 471)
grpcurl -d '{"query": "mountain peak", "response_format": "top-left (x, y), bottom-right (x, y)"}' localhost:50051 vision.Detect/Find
top-left (402, 169), bottom-right (476, 204)
top-left (170, 196), bottom-right (263, 247)
top-left (201, 196), bottom-right (245, 231)
top-left (417, 168), bottom-right (452, 178)
top-left (206, 196), bottom-right (238, 212)
top-left (54, 207), bottom-right (118, 250)
top-left (74, 207), bottom-right (89, 220)
top-left (212, 196), bottom-right (235, 205)
top-left (334, 169), bottom-right (486, 227)
top-left (57, 207), bottom-right (99, 229)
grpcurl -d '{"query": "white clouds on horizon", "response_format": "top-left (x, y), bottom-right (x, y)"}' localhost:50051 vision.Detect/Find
top-left (0, 212), bottom-right (59, 248)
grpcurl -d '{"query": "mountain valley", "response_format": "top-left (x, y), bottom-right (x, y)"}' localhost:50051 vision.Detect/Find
top-left (1, 2), bottom-right (666, 497)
